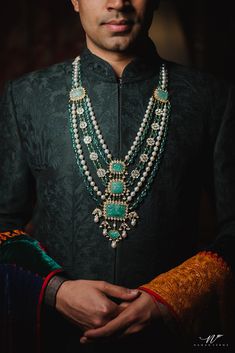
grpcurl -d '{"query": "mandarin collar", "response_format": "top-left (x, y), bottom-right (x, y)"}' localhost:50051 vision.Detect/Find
top-left (79, 39), bottom-right (162, 83)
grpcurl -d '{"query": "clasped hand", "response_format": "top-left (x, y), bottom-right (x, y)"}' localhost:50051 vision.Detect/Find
top-left (56, 279), bottom-right (160, 344)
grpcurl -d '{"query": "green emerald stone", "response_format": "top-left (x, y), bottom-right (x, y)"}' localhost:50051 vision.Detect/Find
top-left (70, 87), bottom-right (85, 101)
top-left (111, 162), bottom-right (125, 174)
top-left (110, 181), bottom-right (124, 194)
top-left (108, 230), bottom-right (120, 240)
top-left (105, 203), bottom-right (127, 219)
top-left (157, 89), bottom-right (168, 101)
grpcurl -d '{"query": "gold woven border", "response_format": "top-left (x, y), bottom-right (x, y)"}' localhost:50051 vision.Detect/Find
top-left (0, 229), bottom-right (25, 244)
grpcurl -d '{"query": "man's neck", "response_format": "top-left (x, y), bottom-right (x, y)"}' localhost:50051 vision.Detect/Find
top-left (100, 54), bottom-right (134, 78)
top-left (85, 36), bottom-right (154, 78)
top-left (86, 41), bottom-right (138, 78)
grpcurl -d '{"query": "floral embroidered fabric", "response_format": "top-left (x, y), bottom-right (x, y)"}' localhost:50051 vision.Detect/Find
top-left (140, 252), bottom-right (232, 333)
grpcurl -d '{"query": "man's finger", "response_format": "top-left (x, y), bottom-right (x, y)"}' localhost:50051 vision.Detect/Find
top-left (120, 323), bottom-right (145, 338)
top-left (118, 301), bottom-right (129, 311)
top-left (100, 282), bottom-right (140, 301)
top-left (84, 310), bottom-right (132, 339)
top-left (80, 323), bottom-right (143, 344)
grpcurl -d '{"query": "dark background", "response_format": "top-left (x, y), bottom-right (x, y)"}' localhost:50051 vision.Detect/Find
top-left (0, 0), bottom-right (235, 92)
top-left (0, 0), bottom-right (234, 244)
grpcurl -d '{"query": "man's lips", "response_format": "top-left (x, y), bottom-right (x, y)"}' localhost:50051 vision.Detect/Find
top-left (102, 19), bottom-right (134, 32)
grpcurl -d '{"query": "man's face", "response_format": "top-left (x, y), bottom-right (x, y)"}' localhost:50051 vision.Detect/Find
top-left (71, 0), bottom-right (156, 53)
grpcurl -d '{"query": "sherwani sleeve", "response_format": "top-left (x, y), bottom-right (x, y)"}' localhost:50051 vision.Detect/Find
top-left (0, 82), bottom-right (64, 350)
top-left (0, 81), bottom-right (62, 276)
top-left (207, 84), bottom-right (235, 269)
top-left (140, 82), bottom-right (235, 335)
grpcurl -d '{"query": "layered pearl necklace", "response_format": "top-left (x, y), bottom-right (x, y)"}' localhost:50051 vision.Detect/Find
top-left (69, 56), bottom-right (170, 248)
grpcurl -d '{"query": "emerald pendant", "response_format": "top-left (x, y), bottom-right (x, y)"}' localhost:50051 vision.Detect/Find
top-left (108, 180), bottom-right (125, 195)
top-left (154, 88), bottom-right (168, 103)
top-left (108, 230), bottom-right (120, 240)
top-left (70, 87), bottom-right (86, 101)
top-left (104, 201), bottom-right (128, 220)
top-left (110, 160), bottom-right (126, 174)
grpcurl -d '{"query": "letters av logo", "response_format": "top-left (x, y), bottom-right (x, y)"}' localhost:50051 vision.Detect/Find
top-left (199, 334), bottom-right (224, 344)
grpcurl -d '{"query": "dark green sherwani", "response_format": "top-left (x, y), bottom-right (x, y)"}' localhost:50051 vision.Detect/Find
top-left (0, 41), bottom-right (235, 352)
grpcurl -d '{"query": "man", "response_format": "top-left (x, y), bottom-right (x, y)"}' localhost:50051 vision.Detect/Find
top-left (0, 1), bottom-right (234, 352)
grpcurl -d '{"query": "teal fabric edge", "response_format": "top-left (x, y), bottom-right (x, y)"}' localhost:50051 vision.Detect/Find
top-left (0, 235), bottom-right (61, 277)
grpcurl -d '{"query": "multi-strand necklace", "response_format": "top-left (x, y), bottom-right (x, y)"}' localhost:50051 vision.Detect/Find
top-left (69, 56), bottom-right (171, 248)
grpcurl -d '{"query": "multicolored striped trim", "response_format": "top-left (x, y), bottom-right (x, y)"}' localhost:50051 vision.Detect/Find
top-left (0, 229), bottom-right (26, 244)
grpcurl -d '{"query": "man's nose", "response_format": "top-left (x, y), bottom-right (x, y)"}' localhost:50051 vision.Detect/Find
top-left (106, 0), bottom-right (132, 11)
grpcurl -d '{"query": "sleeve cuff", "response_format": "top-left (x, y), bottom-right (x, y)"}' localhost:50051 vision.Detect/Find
top-left (139, 286), bottom-right (178, 321)
top-left (140, 251), bottom-right (232, 334)
top-left (44, 274), bottom-right (69, 307)
top-left (36, 269), bottom-right (64, 349)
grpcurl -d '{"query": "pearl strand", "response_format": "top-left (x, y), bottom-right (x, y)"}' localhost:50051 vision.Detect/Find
top-left (126, 112), bottom-right (167, 202)
top-left (71, 104), bottom-right (106, 200)
top-left (86, 97), bottom-right (112, 160)
top-left (124, 97), bottom-right (154, 163)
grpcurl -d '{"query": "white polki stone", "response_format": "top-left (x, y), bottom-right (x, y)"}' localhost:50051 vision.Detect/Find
top-left (140, 154), bottom-right (148, 163)
top-left (151, 122), bottom-right (160, 131)
top-left (131, 169), bottom-right (140, 179)
top-left (147, 138), bottom-right (155, 146)
top-left (77, 107), bottom-right (84, 115)
top-left (97, 169), bottom-right (106, 178)
top-left (155, 108), bottom-right (163, 116)
top-left (84, 136), bottom-right (92, 144)
top-left (80, 121), bottom-right (87, 129)
top-left (90, 152), bottom-right (98, 161)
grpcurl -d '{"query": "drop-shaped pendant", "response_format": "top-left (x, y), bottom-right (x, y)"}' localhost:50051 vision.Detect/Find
top-left (131, 219), bottom-right (136, 226)
top-left (122, 230), bottom-right (127, 238)
top-left (111, 241), bottom-right (117, 249)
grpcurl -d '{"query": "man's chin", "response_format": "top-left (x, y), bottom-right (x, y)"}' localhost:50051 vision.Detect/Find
top-left (102, 37), bottom-right (136, 53)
